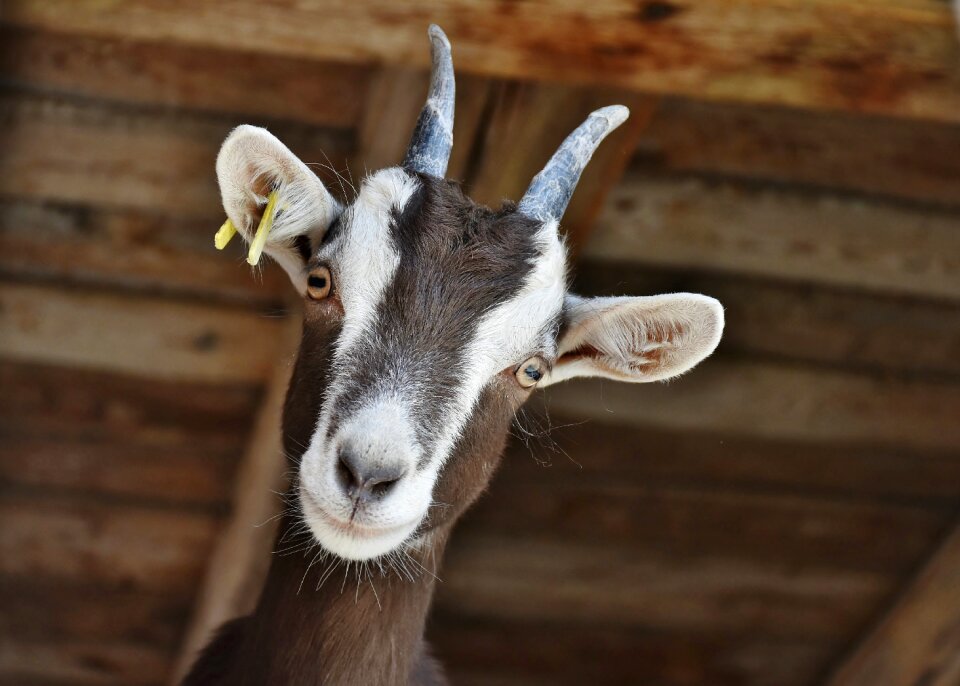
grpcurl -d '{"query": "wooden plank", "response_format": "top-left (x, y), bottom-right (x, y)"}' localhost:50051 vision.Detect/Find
top-left (0, 638), bottom-right (170, 686)
top-left (586, 172), bottom-right (960, 299)
top-left (459, 475), bottom-right (948, 573)
top-left (0, 436), bottom-right (235, 507)
top-left (638, 98), bottom-right (960, 207)
top-left (0, 579), bottom-right (189, 648)
top-left (0, 495), bottom-right (220, 595)
top-left (466, 82), bottom-right (653, 249)
top-left (0, 91), bottom-right (353, 217)
top-left (0, 361), bottom-right (260, 450)
top-left (541, 358), bottom-right (960, 452)
top-left (502, 416), bottom-right (960, 505)
top-left (5, 1), bottom-right (960, 122)
top-left (574, 261), bottom-right (960, 379)
top-left (0, 26), bottom-right (369, 128)
top-left (826, 523), bottom-right (960, 686)
top-left (0, 200), bottom-right (288, 305)
top-left (171, 316), bottom-right (300, 683)
top-left (430, 613), bottom-right (830, 686)
top-left (437, 535), bottom-right (890, 640)
top-left (0, 283), bottom-right (286, 384)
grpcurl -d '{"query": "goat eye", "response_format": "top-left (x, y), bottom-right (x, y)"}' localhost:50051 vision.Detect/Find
top-left (515, 357), bottom-right (544, 389)
top-left (306, 266), bottom-right (332, 300)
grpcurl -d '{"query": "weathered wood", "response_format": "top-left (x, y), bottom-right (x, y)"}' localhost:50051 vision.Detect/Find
top-left (0, 92), bottom-right (353, 217)
top-left (437, 535), bottom-right (889, 640)
top-left (0, 26), bottom-right (369, 128)
top-left (0, 283), bottom-right (286, 384)
top-left (459, 475), bottom-right (948, 573)
top-left (0, 200), bottom-right (288, 305)
top-left (0, 638), bottom-right (170, 686)
top-left (171, 315), bottom-right (300, 684)
top-left (466, 82), bottom-right (653, 249)
top-left (542, 358), bottom-right (960, 451)
top-left (574, 261), bottom-right (960, 379)
top-left (502, 416), bottom-right (960, 505)
top-left (588, 172), bottom-right (960, 299)
top-left (638, 98), bottom-right (960, 207)
top-left (0, 495), bottom-right (220, 594)
top-left (6, 0), bottom-right (960, 122)
top-left (0, 361), bottom-right (260, 450)
top-left (0, 436), bottom-right (235, 507)
top-left (0, 578), bottom-right (190, 647)
top-left (826, 523), bottom-right (960, 686)
top-left (430, 613), bottom-right (831, 686)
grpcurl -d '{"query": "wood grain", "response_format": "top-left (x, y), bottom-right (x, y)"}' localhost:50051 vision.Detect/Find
top-left (586, 172), bottom-right (960, 299)
top-left (542, 358), bottom-right (960, 451)
top-left (0, 495), bottom-right (220, 594)
top-left (0, 283), bottom-right (286, 384)
top-left (574, 261), bottom-right (960, 379)
top-left (0, 200), bottom-right (289, 306)
top-left (0, 92), bottom-right (353, 217)
top-left (0, 26), bottom-right (369, 128)
top-left (6, 0), bottom-right (959, 122)
top-left (638, 98), bottom-right (960, 207)
top-left (826, 523), bottom-right (960, 686)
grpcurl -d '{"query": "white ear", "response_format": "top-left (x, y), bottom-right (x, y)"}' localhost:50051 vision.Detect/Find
top-left (216, 125), bottom-right (341, 292)
top-left (540, 293), bottom-right (724, 387)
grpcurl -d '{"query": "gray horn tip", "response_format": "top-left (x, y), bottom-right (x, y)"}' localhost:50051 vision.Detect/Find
top-left (591, 104), bottom-right (630, 131)
top-left (428, 24), bottom-right (451, 51)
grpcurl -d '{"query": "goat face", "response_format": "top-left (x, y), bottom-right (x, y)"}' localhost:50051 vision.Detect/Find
top-left (215, 27), bottom-right (723, 562)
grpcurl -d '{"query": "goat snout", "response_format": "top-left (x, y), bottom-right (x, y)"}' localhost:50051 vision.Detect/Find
top-left (335, 448), bottom-right (406, 504)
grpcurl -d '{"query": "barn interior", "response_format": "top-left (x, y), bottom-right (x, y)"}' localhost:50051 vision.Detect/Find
top-left (1, 2), bottom-right (959, 685)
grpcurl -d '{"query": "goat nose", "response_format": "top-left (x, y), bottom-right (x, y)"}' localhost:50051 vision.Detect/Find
top-left (335, 449), bottom-right (405, 502)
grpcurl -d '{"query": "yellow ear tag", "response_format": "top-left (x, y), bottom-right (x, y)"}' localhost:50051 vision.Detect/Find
top-left (214, 218), bottom-right (237, 250)
top-left (247, 190), bottom-right (280, 266)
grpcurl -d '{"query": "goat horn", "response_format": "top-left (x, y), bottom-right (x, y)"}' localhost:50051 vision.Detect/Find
top-left (518, 105), bottom-right (630, 223)
top-left (403, 25), bottom-right (456, 178)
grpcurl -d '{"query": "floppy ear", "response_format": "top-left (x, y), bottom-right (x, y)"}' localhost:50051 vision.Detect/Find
top-left (539, 293), bottom-right (724, 387)
top-left (216, 125), bottom-right (341, 293)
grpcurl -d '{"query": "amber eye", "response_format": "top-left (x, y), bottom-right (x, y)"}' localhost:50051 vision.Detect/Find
top-left (306, 266), bottom-right (332, 300)
top-left (515, 357), bottom-right (545, 389)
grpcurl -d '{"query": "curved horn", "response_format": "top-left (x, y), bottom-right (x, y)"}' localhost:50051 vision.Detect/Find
top-left (518, 105), bottom-right (630, 223)
top-left (403, 25), bottom-right (456, 178)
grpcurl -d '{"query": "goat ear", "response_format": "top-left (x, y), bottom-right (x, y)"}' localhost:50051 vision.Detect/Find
top-left (539, 293), bottom-right (724, 387)
top-left (216, 125), bottom-right (341, 293)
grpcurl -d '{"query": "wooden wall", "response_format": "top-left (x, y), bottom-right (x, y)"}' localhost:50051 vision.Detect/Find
top-left (1, 3), bottom-right (959, 685)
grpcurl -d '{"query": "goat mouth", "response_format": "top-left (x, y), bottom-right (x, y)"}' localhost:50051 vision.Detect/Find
top-left (301, 491), bottom-right (415, 541)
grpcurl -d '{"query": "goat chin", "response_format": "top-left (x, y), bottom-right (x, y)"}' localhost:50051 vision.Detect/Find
top-left (300, 496), bottom-right (423, 562)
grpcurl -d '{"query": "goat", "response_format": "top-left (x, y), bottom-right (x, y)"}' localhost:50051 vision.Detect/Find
top-left (184, 25), bottom-right (723, 685)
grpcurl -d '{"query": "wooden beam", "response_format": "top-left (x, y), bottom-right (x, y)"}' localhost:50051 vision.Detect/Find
top-left (826, 522), bottom-right (960, 686)
top-left (542, 358), bottom-right (960, 452)
top-left (0, 199), bottom-right (288, 306)
top-left (430, 613), bottom-right (830, 686)
top-left (0, 92), bottom-right (353, 217)
top-left (0, 494), bottom-right (220, 594)
top-left (0, 283), bottom-right (285, 384)
top-left (0, 26), bottom-right (369, 128)
top-left (0, 638), bottom-right (170, 686)
top-left (437, 534), bottom-right (888, 640)
top-left (0, 361), bottom-right (261, 450)
top-left (586, 172), bottom-right (960, 299)
top-left (170, 315), bottom-right (300, 684)
top-left (5, 0), bottom-right (959, 123)
top-left (466, 82), bottom-right (654, 249)
top-left (638, 98), bottom-right (960, 208)
top-left (574, 261), bottom-right (960, 379)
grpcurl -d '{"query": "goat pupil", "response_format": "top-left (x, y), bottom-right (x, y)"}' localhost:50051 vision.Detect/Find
top-left (308, 275), bottom-right (326, 289)
top-left (525, 365), bottom-right (541, 381)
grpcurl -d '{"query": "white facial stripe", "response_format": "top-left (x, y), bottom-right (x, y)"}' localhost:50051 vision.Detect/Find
top-left (424, 220), bottom-right (567, 476)
top-left (301, 169), bottom-right (419, 508)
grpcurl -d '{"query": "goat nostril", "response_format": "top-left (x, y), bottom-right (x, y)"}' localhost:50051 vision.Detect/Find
top-left (368, 474), bottom-right (402, 498)
top-left (336, 452), bottom-right (362, 495)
